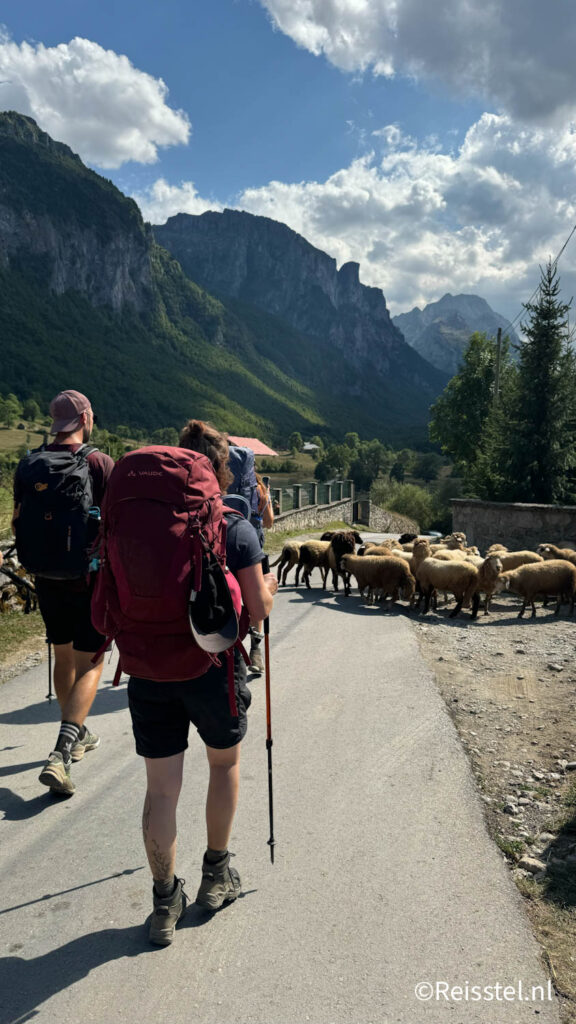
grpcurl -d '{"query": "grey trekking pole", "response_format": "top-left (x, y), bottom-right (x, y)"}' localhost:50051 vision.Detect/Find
top-left (262, 555), bottom-right (275, 863)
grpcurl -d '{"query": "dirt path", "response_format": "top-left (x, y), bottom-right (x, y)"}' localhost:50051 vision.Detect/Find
top-left (413, 594), bottom-right (576, 1022)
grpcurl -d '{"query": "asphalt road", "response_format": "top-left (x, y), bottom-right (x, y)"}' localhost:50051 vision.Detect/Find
top-left (0, 536), bottom-right (560, 1024)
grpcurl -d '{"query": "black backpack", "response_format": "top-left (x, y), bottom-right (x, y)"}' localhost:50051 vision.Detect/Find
top-left (14, 444), bottom-right (99, 579)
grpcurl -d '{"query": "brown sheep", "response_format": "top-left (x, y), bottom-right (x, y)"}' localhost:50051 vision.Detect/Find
top-left (340, 553), bottom-right (416, 605)
top-left (537, 543), bottom-right (576, 567)
top-left (496, 560), bottom-right (576, 617)
top-left (270, 541), bottom-right (301, 585)
top-left (295, 540), bottom-right (331, 588)
top-left (412, 539), bottom-right (479, 618)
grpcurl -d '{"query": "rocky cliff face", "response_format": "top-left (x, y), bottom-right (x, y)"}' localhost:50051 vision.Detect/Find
top-left (393, 293), bottom-right (519, 376)
top-left (154, 210), bottom-right (445, 393)
top-left (0, 112), bottom-right (153, 312)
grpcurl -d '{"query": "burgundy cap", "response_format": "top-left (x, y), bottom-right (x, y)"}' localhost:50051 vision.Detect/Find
top-left (49, 390), bottom-right (92, 434)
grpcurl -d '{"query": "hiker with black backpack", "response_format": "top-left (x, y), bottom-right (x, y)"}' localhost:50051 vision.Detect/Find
top-left (13, 390), bottom-right (114, 796)
top-left (91, 419), bottom-right (278, 945)
top-left (226, 447), bottom-right (273, 676)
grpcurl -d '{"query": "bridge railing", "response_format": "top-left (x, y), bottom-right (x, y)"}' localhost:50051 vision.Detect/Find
top-left (271, 479), bottom-right (353, 515)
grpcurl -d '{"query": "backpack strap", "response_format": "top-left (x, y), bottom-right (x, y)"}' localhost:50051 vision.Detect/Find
top-left (76, 444), bottom-right (99, 460)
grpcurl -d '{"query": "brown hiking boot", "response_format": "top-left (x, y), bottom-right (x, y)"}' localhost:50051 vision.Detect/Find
top-left (149, 878), bottom-right (188, 945)
top-left (196, 853), bottom-right (241, 910)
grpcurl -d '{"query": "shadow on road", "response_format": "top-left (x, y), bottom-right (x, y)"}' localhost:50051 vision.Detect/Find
top-left (284, 585), bottom-right (416, 618)
top-left (0, 924), bottom-right (155, 1024)
top-left (0, 683), bottom-right (128, 727)
top-left (0, 866), bottom-right (249, 1023)
top-left (0, 785), bottom-right (73, 821)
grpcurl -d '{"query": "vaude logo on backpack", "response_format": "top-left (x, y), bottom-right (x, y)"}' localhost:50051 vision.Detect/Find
top-left (91, 446), bottom-right (248, 682)
top-left (15, 444), bottom-right (98, 579)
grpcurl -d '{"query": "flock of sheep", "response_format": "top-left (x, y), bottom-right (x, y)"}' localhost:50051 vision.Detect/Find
top-left (270, 531), bottom-right (576, 621)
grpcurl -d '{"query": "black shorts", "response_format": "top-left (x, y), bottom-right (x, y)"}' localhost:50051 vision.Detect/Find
top-left (34, 576), bottom-right (105, 652)
top-left (128, 650), bottom-right (252, 757)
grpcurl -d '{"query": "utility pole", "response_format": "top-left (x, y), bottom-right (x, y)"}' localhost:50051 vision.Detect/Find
top-left (493, 327), bottom-right (502, 406)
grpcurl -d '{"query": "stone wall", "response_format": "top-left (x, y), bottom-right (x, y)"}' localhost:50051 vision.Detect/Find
top-left (267, 498), bottom-right (354, 534)
top-left (451, 499), bottom-right (576, 551)
top-left (365, 503), bottom-right (419, 534)
top-left (268, 498), bottom-right (418, 536)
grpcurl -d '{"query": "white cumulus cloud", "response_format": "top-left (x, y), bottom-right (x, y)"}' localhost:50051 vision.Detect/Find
top-left (260, 0), bottom-right (576, 125)
top-left (132, 112), bottom-right (576, 323)
top-left (0, 33), bottom-right (190, 167)
top-left (234, 113), bottom-right (576, 319)
top-left (132, 179), bottom-right (222, 224)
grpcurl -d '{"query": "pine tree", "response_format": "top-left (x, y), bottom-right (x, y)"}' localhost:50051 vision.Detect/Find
top-left (429, 331), bottom-right (515, 480)
top-left (508, 261), bottom-right (576, 502)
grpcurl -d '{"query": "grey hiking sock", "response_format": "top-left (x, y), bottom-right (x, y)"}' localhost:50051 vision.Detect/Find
top-left (54, 721), bottom-right (81, 763)
top-left (154, 876), bottom-right (177, 898)
top-left (205, 848), bottom-right (228, 865)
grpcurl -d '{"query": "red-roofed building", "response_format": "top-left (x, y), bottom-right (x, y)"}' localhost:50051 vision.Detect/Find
top-left (227, 436), bottom-right (278, 457)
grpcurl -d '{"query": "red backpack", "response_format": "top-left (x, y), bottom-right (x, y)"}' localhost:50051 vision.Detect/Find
top-left (91, 446), bottom-right (249, 686)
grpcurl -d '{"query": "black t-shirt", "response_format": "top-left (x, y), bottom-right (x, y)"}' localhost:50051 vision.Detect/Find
top-left (225, 513), bottom-right (264, 574)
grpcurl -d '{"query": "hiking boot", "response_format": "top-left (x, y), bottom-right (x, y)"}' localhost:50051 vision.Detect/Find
top-left (149, 878), bottom-right (188, 946)
top-left (249, 642), bottom-right (264, 675)
top-left (249, 629), bottom-right (264, 675)
top-left (196, 853), bottom-right (242, 911)
top-left (39, 751), bottom-right (75, 796)
top-left (70, 728), bottom-right (101, 762)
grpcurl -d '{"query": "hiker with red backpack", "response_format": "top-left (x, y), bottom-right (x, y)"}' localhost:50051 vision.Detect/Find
top-left (13, 390), bottom-right (114, 796)
top-left (91, 419), bottom-right (278, 945)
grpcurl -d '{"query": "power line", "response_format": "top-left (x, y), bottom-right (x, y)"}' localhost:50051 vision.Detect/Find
top-left (500, 219), bottom-right (576, 337)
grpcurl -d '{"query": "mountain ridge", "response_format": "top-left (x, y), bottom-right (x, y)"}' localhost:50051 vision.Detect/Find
top-left (393, 293), bottom-right (519, 375)
top-left (0, 111), bottom-right (445, 444)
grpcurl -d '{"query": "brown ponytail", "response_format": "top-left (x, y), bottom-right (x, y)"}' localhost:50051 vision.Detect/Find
top-left (179, 419), bottom-right (233, 493)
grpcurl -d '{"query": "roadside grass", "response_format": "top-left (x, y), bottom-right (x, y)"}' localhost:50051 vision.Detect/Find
top-left (0, 609), bottom-right (44, 667)
top-left (0, 487), bottom-right (13, 539)
top-left (516, 873), bottom-right (576, 1020)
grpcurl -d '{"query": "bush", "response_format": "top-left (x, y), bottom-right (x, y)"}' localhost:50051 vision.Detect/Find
top-left (371, 480), bottom-right (435, 531)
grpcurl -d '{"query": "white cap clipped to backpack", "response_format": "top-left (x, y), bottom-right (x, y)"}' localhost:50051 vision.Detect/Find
top-left (188, 553), bottom-right (240, 654)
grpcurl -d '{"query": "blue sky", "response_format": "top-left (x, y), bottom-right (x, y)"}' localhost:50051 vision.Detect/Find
top-left (1, 0), bottom-right (576, 325)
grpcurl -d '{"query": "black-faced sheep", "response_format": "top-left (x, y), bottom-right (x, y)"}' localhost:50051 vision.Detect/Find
top-left (496, 560), bottom-right (576, 617)
top-left (326, 530), bottom-right (360, 594)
